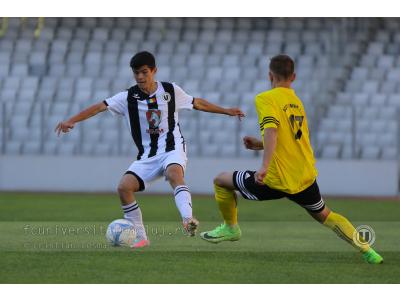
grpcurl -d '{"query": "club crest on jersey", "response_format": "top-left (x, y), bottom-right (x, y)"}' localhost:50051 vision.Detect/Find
top-left (162, 92), bottom-right (171, 103)
top-left (146, 109), bottom-right (162, 130)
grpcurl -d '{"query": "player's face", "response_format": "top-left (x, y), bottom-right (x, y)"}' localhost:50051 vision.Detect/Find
top-left (133, 66), bottom-right (157, 89)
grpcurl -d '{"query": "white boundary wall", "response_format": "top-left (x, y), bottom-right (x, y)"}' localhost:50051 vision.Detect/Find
top-left (0, 155), bottom-right (398, 196)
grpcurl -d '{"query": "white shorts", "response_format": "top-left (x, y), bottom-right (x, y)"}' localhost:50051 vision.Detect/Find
top-left (125, 150), bottom-right (188, 191)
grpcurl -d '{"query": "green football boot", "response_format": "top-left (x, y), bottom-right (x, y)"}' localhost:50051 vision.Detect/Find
top-left (363, 248), bottom-right (384, 264)
top-left (200, 223), bottom-right (241, 243)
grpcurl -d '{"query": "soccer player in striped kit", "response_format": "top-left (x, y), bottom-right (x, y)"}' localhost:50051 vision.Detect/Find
top-left (56, 51), bottom-right (245, 248)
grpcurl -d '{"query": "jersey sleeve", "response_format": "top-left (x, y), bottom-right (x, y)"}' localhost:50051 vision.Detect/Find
top-left (173, 83), bottom-right (194, 110)
top-left (104, 91), bottom-right (128, 116)
top-left (255, 94), bottom-right (280, 131)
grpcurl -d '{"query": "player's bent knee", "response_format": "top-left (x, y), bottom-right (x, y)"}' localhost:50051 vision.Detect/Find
top-left (213, 173), bottom-right (223, 186)
top-left (117, 176), bottom-right (141, 195)
top-left (319, 206), bottom-right (331, 221)
top-left (165, 165), bottom-right (184, 184)
top-left (214, 172), bottom-right (230, 187)
top-left (118, 184), bottom-right (140, 195)
top-left (309, 206), bottom-right (331, 223)
top-left (117, 183), bottom-right (131, 195)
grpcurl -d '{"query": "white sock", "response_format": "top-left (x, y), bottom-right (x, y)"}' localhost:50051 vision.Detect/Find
top-left (174, 185), bottom-right (193, 221)
top-left (122, 202), bottom-right (147, 240)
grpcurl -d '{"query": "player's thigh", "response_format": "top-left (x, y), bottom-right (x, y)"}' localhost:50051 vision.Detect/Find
top-left (288, 181), bottom-right (327, 219)
top-left (126, 158), bottom-right (164, 191)
top-left (233, 170), bottom-right (286, 201)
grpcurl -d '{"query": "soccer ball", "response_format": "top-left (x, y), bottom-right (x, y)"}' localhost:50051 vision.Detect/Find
top-left (106, 219), bottom-right (136, 247)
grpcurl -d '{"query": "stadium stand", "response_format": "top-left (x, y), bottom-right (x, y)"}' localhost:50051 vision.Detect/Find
top-left (0, 17), bottom-right (398, 159)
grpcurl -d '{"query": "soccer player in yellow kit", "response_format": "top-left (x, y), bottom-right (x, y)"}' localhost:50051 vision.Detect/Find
top-left (200, 54), bottom-right (383, 264)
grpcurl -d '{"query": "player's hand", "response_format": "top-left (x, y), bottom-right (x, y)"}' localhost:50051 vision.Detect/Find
top-left (243, 136), bottom-right (262, 150)
top-left (55, 120), bottom-right (75, 136)
top-left (254, 167), bottom-right (267, 185)
top-left (226, 108), bottom-right (245, 121)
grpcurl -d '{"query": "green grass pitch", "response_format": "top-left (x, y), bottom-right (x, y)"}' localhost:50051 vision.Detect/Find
top-left (0, 192), bottom-right (399, 283)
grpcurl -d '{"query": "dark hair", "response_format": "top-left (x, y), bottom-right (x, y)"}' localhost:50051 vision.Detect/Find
top-left (269, 54), bottom-right (295, 80)
top-left (130, 51), bottom-right (156, 70)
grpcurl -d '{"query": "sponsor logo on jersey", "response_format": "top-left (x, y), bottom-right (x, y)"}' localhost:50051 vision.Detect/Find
top-left (146, 109), bottom-right (162, 128)
top-left (146, 109), bottom-right (164, 134)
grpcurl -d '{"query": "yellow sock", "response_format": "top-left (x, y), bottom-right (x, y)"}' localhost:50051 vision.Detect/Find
top-left (323, 211), bottom-right (370, 253)
top-left (214, 184), bottom-right (238, 226)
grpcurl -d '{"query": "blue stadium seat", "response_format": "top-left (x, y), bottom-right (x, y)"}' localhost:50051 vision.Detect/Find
top-left (1, 17), bottom-right (399, 159)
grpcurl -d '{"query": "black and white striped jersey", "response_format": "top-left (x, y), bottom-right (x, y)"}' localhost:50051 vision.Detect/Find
top-left (104, 81), bottom-right (193, 160)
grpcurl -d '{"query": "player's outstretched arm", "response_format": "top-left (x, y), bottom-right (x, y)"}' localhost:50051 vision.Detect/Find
top-left (243, 136), bottom-right (263, 150)
top-left (193, 98), bottom-right (245, 120)
top-left (55, 101), bottom-right (107, 136)
top-left (254, 128), bottom-right (278, 185)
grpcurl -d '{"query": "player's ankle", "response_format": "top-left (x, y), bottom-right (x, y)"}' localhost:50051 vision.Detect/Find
top-left (361, 246), bottom-right (371, 254)
top-left (225, 222), bottom-right (239, 229)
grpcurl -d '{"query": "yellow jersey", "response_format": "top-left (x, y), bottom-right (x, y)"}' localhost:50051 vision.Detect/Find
top-left (255, 87), bottom-right (318, 194)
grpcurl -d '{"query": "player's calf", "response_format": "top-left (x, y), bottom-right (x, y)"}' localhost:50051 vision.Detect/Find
top-left (311, 206), bottom-right (384, 264)
top-left (166, 164), bottom-right (199, 236)
top-left (118, 174), bottom-right (148, 242)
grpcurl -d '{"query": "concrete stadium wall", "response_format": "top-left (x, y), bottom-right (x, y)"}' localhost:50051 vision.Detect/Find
top-left (0, 155), bottom-right (398, 196)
